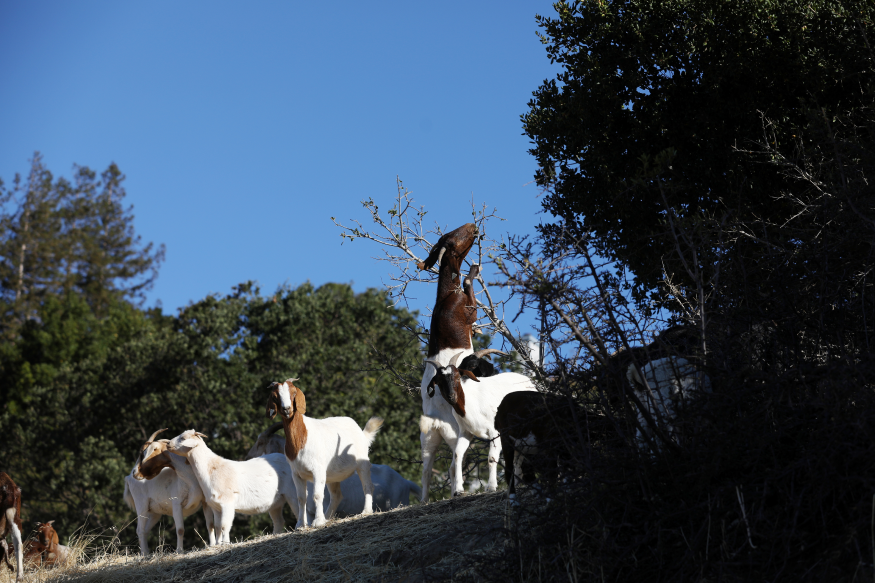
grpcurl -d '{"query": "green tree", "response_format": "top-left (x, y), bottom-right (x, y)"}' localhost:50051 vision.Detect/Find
top-left (524, 0), bottom-right (875, 299)
top-left (0, 282), bottom-right (423, 548)
top-left (0, 154), bottom-right (165, 333)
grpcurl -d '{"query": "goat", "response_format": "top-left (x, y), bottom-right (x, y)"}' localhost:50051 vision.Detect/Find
top-left (22, 538), bottom-right (46, 569)
top-left (494, 391), bottom-right (581, 505)
top-left (244, 422), bottom-right (285, 460)
top-left (266, 379), bottom-right (382, 528)
top-left (124, 428), bottom-right (217, 555)
top-left (0, 472), bottom-right (23, 581)
top-left (459, 351), bottom-right (503, 378)
top-left (156, 430), bottom-right (298, 544)
top-left (425, 351), bottom-right (536, 494)
top-left (31, 522), bottom-right (69, 567)
top-left (626, 356), bottom-right (712, 450)
top-left (245, 424), bottom-right (421, 516)
top-left (418, 223), bottom-right (496, 499)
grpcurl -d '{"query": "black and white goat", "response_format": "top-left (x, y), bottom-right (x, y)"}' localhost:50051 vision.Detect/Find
top-left (494, 391), bottom-right (580, 505)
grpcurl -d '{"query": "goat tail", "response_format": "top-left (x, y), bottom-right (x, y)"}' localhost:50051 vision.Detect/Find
top-left (362, 417), bottom-right (384, 448)
top-left (408, 480), bottom-right (422, 498)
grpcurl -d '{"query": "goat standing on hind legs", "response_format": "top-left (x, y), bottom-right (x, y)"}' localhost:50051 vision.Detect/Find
top-left (266, 379), bottom-right (383, 528)
top-left (0, 472), bottom-right (23, 581)
top-left (418, 223), bottom-right (500, 500)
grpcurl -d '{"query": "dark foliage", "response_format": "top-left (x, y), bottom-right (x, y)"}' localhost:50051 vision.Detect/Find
top-left (470, 1), bottom-right (875, 580)
top-left (524, 0), bottom-right (875, 302)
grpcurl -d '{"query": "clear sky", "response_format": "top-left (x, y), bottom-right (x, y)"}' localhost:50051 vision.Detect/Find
top-left (0, 1), bottom-right (558, 339)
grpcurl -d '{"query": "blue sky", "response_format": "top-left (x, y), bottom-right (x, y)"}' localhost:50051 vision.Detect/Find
top-left (0, 1), bottom-right (558, 339)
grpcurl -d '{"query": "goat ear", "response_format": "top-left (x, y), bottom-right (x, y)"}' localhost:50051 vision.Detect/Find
top-left (427, 377), bottom-right (436, 398)
top-left (293, 389), bottom-right (306, 415)
top-left (460, 370), bottom-right (480, 382)
top-left (266, 400), bottom-right (277, 419)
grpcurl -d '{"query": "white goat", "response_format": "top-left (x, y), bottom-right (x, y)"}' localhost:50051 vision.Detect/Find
top-left (159, 430), bottom-right (299, 544)
top-left (123, 429), bottom-right (216, 555)
top-left (246, 424), bottom-right (421, 517)
top-left (626, 356), bottom-right (712, 450)
top-left (266, 379), bottom-right (382, 528)
top-left (425, 352), bottom-right (537, 493)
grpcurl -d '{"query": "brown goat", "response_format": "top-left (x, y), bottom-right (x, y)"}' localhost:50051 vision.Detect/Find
top-left (417, 223), bottom-right (479, 357)
top-left (33, 522), bottom-right (68, 567)
top-left (22, 538), bottom-right (46, 568)
top-left (0, 472), bottom-right (23, 580)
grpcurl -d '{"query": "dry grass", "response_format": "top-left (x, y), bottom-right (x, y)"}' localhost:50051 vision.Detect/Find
top-left (2, 492), bottom-right (507, 583)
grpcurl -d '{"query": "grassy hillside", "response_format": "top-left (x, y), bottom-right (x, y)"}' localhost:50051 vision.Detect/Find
top-left (3, 493), bottom-right (506, 583)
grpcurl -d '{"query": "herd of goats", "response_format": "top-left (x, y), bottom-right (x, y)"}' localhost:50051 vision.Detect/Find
top-left (0, 222), bottom-right (711, 579)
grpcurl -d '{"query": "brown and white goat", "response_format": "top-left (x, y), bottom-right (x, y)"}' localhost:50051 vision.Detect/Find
top-left (266, 379), bottom-right (383, 528)
top-left (417, 223), bottom-right (488, 500)
top-left (22, 538), bottom-right (46, 569)
top-left (0, 472), bottom-right (23, 580)
top-left (125, 429), bottom-right (217, 554)
top-left (31, 521), bottom-right (69, 567)
top-left (425, 351), bottom-right (536, 494)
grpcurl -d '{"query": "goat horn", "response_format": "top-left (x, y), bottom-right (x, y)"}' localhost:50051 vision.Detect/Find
top-left (436, 246), bottom-right (446, 266)
top-left (449, 351), bottom-right (465, 368)
top-left (285, 377), bottom-right (300, 385)
top-left (424, 359), bottom-right (442, 371)
top-left (146, 428), bottom-right (169, 443)
top-left (474, 348), bottom-right (507, 360)
top-left (262, 421), bottom-right (284, 437)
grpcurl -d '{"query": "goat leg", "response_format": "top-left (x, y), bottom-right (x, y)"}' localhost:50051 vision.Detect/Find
top-left (355, 461), bottom-right (374, 515)
top-left (0, 540), bottom-right (12, 572)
